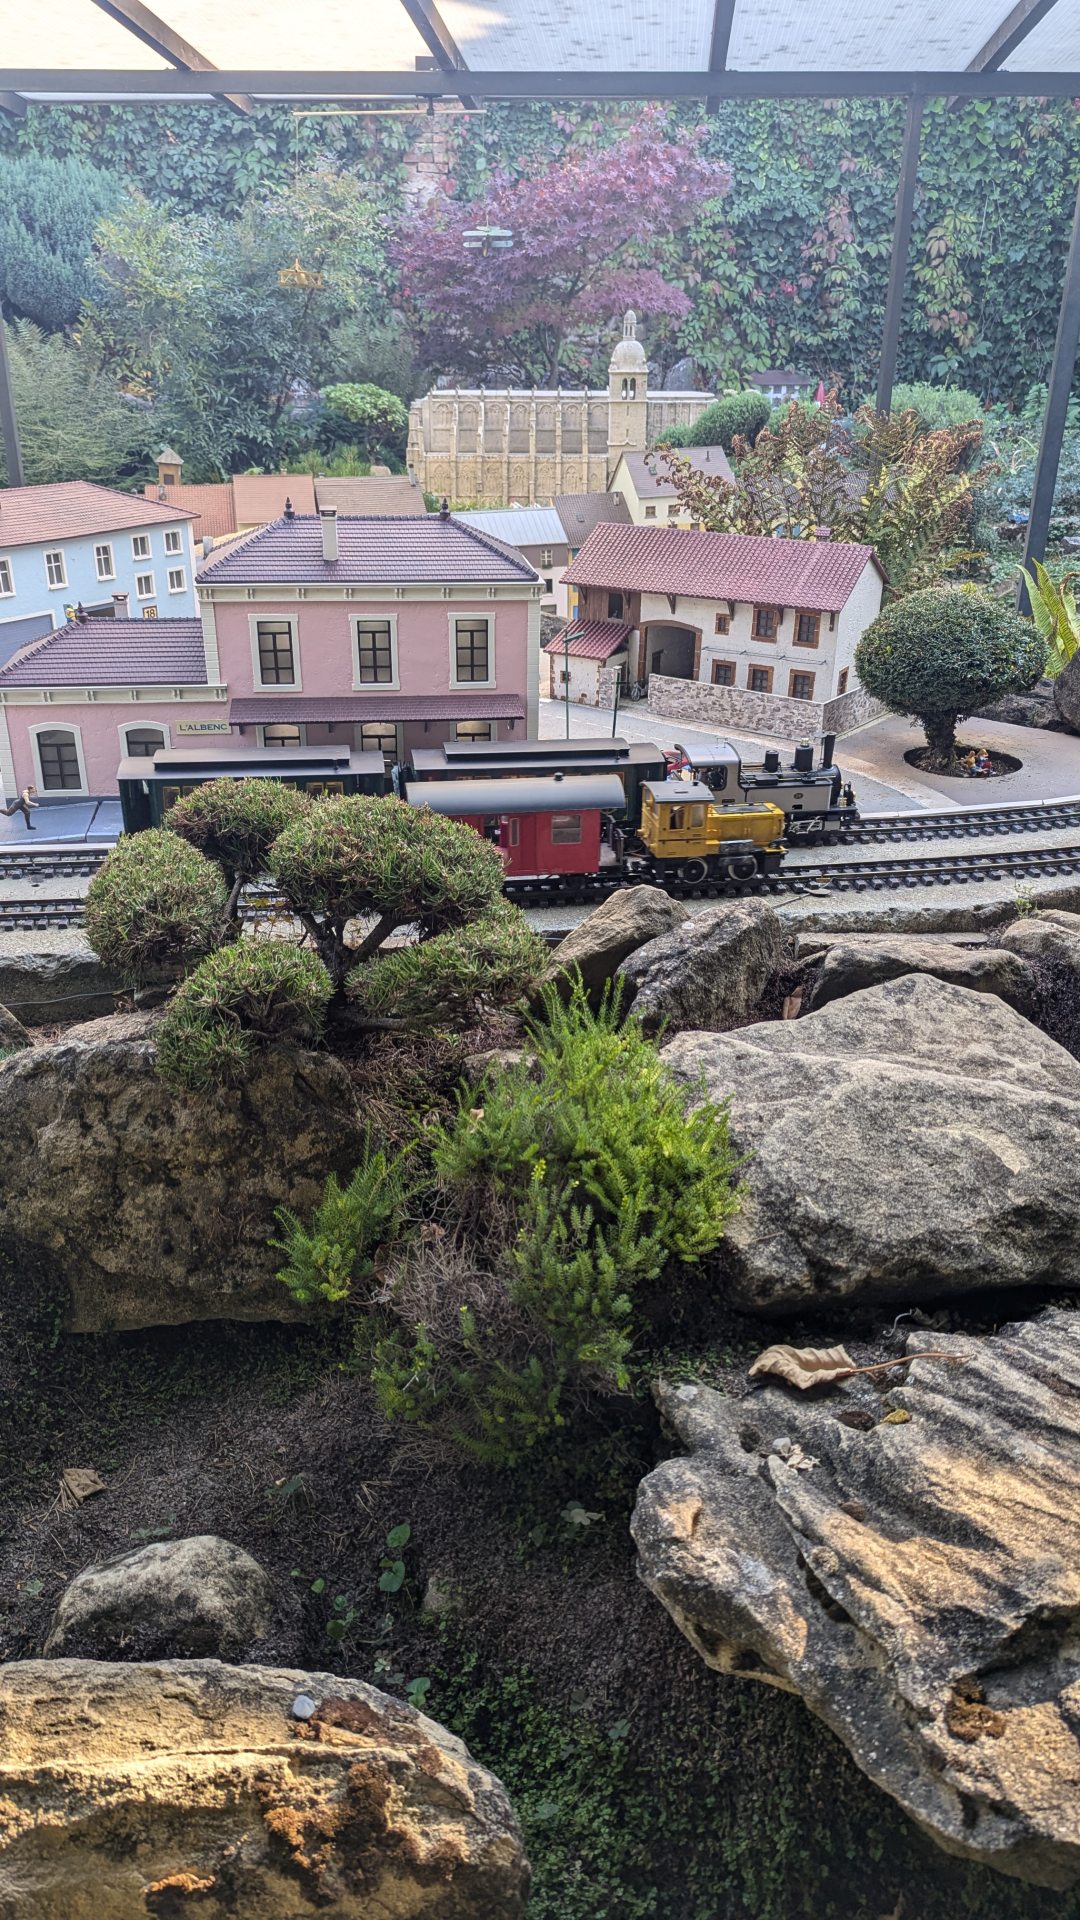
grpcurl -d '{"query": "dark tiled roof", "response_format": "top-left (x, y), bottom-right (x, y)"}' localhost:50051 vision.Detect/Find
top-left (554, 492), bottom-right (632, 545)
top-left (0, 617), bottom-right (207, 687)
top-left (198, 515), bottom-right (538, 585)
top-left (229, 692), bottom-right (526, 724)
top-left (618, 446), bottom-right (734, 496)
top-left (543, 619), bottom-right (630, 661)
top-left (0, 480), bottom-right (197, 548)
top-left (564, 525), bottom-right (881, 613)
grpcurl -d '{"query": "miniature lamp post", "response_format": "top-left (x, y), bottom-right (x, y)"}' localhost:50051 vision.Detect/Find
top-left (462, 226), bottom-right (513, 256)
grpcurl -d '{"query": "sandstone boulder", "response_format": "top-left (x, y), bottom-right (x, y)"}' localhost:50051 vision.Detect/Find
top-left (0, 1036), bottom-right (364, 1330)
top-left (662, 973), bottom-right (1080, 1312)
top-left (541, 885), bottom-right (689, 1002)
top-left (632, 1310), bottom-right (1080, 1888)
top-left (0, 933), bottom-right (125, 1026)
top-left (0, 1003), bottom-right (31, 1052)
top-left (0, 1658), bottom-right (528, 1918)
top-left (1053, 648), bottom-right (1080, 730)
top-left (618, 899), bottom-right (786, 1034)
top-left (45, 1535), bottom-right (275, 1659)
top-left (806, 934), bottom-right (1037, 1016)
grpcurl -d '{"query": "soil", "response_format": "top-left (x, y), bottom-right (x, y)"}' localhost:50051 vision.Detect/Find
top-left (904, 745), bottom-right (1024, 778)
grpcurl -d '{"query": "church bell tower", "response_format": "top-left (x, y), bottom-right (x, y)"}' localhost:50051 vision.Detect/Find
top-left (607, 310), bottom-right (649, 474)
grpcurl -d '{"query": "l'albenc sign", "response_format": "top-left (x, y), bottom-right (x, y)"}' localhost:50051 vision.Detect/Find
top-left (176, 719), bottom-right (232, 736)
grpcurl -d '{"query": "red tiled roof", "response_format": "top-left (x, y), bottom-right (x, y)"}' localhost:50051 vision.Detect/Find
top-left (231, 473), bottom-right (317, 525)
top-left (0, 481), bottom-right (197, 548)
top-left (199, 516), bottom-right (538, 585)
top-left (230, 693), bottom-right (526, 724)
top-left (315, 476), bottom-right (426, 517)
top-left (563, 525), bottom-right (881, 612)
top-left (144, 482), bottom-right (237, 539)
top-left (543, 619), bottom-right (630, 661)
top-left (0, 617), bottom-right (207, 687)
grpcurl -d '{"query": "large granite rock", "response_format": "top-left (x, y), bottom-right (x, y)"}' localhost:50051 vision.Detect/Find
top-left (0, 1658), bottom-right (528, 1918)
top-left (0, 933), bottom-right (125, 1026)
top-left (618, 899), bottom-right (786, 1033)
top-left (0, 1036), bottom-right (364, 1330)
top-left (777, 880), bottom-right (1080, 940)
top-left (632, 1310), bottom-right (1080, 1888)
top-left (0, 1003), bottom-right (31, 1052)
top-left (541, 886), bottom-right (689, 1002)
top-left (45, 1536), bottom-right (274, 1659)
top-left (662, 973), bottom-right (1080, 1312)
top-left (997, 911), bottom-right (1080, 973)
top-left (1053, 649), bottom-right (1080, 730)
top-left (807, 934), bottom-right (1037, 1016)
top-left (974, 678), bottom-right (1066, 729)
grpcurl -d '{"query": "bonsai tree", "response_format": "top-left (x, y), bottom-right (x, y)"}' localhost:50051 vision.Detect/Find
top-left (84, 829), bottom-right (227, 980)
top-left (855, 585), bottom-right (1046, 770)
top-left (166, 777), bottom-right (311, 916)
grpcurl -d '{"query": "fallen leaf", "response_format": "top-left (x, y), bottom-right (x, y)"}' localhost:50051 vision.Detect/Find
top-left (836, 1408), bottom-right (876, 1431)
top-left (781, 989), bottom-right (804, 1020)
top-left (749, 1344), bottom-right (856, 1390)
top-left (783, 1444), bottom-right (818, 1472)
top-left (59, 1467), bottom-right (106, 1509)
top-left (882, 1408), bottom-right (912, 1425)
top-left (468, 1107), bottom-right (484, 1123)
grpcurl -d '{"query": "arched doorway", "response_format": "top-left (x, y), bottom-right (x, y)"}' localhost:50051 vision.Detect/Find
top-left (640, 622), bottom-right (698, 683)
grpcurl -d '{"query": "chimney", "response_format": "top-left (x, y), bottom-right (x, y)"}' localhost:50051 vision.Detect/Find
top-left (320, 505), bottom-right (339, 563)
top-left (76, 602), bottom-right (88, 625)
top-left (283, 496), bottom-right (295, 521)
top-left (439, 497), bottom-right (450, 522)
top-left (112, 591), bottom-right (130, 617)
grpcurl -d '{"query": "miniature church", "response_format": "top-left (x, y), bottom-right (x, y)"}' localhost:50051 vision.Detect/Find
top-left (405, 313), bottom-right (716, 507)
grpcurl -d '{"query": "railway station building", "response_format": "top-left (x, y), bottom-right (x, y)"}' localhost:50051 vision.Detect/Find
top-left (0, 508), bottom-right (541, 802)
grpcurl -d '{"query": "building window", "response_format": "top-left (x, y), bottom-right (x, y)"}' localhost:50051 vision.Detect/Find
top-left (123, 726), bottom-right (166, 758)
top-left (142, 605), bottom-right (158, 619)
top-left (164, 529), bottom-right (182, 555)
top-left (748, 665), bottom-right (774, 694)
top-left (94, 543), bottom-right (115, 581)
top-left (666, 503), bottom-right (680, 518)
top-left (44, 549), bottom-right (67, 589)
top-left (256, 618), bottom-right (296, 686)
top-left (541, 547), bottom-right (553, 568)
top-left (551, 812), bottom-right (582, 844)
top-left (355, 619), bottom-right (394, 684)
top-left (714, 612), bottom-right (730, 635)
top-left (135, 572), bottom-right (155, 598)
top-left (455, 720), bottom-right (493, 742)
top-left (753, 605), bottom-right (779, 640)
top-left (543, 577), bottom-right (553, 595)
top-left (167, 567), bottom-right (186, 594)
top-left (454, 617), bottom-right (491, 684)
top-left (837, 667), bottom-right (849, 696)
top-left (358, 722), bottom-right (399, 761)
top-left (644, 505), bottom-right (657, 519)
top-left (262, 724), bottom-right (303, 748)
top-left (35, 727), bottom-right (83, 791)
top-left (711, 660), bottom-right (736, 687)
top-left (131, 534), bottom-right (151, 560)
top-left (789, 670), bottom-right (816, 701)
top-left (0, 558), bottom-right (12, 596)
top-left (607, 592), bottom-right (624, 619)
top-left (794, 611), bottom-right (821, 648)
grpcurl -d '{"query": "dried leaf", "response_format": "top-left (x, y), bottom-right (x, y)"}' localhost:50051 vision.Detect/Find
top-left (782, 989), bottom-right (804, 1021)
top-left (781, 1444), bottom-right (818, 1473)
top-left (882, 1407), bottom-right (912, 1425)
top-left (749, 1344), bottom-right (856, 1390)
top-left (836, 1408), bottom-right (876, 1431)
top-left (59, 1467), bottom-right (106, 1509)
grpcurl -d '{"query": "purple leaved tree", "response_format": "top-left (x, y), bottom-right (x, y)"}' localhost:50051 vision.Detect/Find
top-left (397, 112), bottom-right (731, 385)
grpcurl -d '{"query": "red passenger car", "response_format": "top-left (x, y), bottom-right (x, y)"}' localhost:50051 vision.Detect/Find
top-left (404, 773), bottom-right (626, 878)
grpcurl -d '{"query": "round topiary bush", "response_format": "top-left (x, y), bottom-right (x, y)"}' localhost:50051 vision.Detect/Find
top-left (652, 423), bottom-right (692, 449)
top-left (855, 584), bottom-right (1046, 769)
top-left (156, 940), bottom-right (333, 1092)
top-left (85, 829), bottom-right (228, 980)
top-left (687, 390), bottom-right (771, 452)
top-left (268, 795), bottom-right (507, 983)
top-left (346, 900), bottom-right (547, 1024)
top-left (166, 777), bottom-right (311, 884)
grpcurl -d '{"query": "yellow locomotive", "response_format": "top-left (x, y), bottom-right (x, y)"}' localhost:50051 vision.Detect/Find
top-left (632, 778), bottom-right (786, 886)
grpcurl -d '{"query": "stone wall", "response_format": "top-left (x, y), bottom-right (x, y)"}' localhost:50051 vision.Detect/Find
top-left (820, 685), bottom-right (886, 735)
top-left (647, 672), bottom-right (825, 743)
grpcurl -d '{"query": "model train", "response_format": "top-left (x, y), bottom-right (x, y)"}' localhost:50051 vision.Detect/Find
top-left (117, 734), bottom-right (855, 895)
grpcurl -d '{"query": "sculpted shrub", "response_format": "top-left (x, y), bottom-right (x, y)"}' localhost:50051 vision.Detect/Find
top-left (346, 901), bottom-right (547, 1024)
top-left (166, 778), bottom-right (311, 886)
top-left (156, 941), bottom-right (332, 1092)
top-left (687, 390), bottom-right (770, 452)
top-left (85, 829), bottom-right (227, 979)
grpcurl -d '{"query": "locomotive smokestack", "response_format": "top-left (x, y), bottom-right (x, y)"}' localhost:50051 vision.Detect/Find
top-left (820, 732), bottom-right (836, 769)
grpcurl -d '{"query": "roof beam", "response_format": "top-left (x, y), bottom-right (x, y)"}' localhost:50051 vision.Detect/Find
top-left (397, 0), bottom-right (477, 110)
top-left (88, 0), bottom-right (255, 112)
top-left (1019, 168), bottom-right (1080, 603)
top-left (965, 0), bottom-right (1060, 72)
top-left (7, 69), bottom-right (1080, 102)
top-left (0, 90), bottom-right (27, 118)
top-left (705, 0), bottom-right (737, 113)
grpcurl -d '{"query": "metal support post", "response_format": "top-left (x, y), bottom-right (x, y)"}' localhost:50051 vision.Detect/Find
top-left (564, 627), bottom-right (570, 739)
top-left (876, 94), bottom-right (924, 414)
top-left (1019, 170), bottom-right (1080, 610)
top-left (0, 311), bottom-right (24, 488)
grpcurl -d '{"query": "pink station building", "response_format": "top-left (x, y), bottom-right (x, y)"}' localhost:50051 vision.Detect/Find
top-left (0, 508), bottom-right (542, 802)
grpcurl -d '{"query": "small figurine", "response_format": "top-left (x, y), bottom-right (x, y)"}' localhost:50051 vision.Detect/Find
top-left (0, 785), bottom-right (39, 830)
top-left (842, 781), bottom-right (856, 808)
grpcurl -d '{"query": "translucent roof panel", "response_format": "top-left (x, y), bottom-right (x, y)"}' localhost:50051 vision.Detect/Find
top-left (726, 0), bottom-right (996, 74)
top-left (443, 0), bottom-right (715, 73)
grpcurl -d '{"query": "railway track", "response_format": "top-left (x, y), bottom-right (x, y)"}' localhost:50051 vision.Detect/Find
top-left (829, 795), bottom-right (1080, 845)
top-left (7, 837), bottom-right (1080, 929)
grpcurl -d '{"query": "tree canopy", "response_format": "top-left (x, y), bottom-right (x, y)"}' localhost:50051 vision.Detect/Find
top-left (0, 321), bottom-right (150, 488)
top-left (0, 151), bottom-right (121, 334)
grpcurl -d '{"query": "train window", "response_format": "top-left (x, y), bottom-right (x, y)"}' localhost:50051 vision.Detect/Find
top-left (711, 661), bottom-right (735, 686)
top-left (356, 620), bottom-right (395, 684)
top-left (305, 780), bottom-right (345, 797)
top-left (789, 670), bottom-right (816, 701)
top-left (35, 727), bottom-right (82, 790)
top-left (124, 726), bottom-right (166, 758)
top-left (256, 619), bottom-right (296, 685)
top-left (794, 611), bottom-right (821, 648)
top-left (504, 818), bottom-right (520, 847)
top-left (753, 605), bottom-right (779, 640)
top-left (689, 804), bottom-right (706, 827)
top-left (837, 668), bottom-right (849, 696)
top-left (551, 812), bottom-right (582, 844)
top-left (667, 807), bottom-right (683, 830)
top-left (262, 725), bottom-right (303, 749)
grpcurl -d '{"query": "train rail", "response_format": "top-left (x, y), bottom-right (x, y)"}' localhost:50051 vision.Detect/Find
top-left (833, 794), bottom-right (1080, 845)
